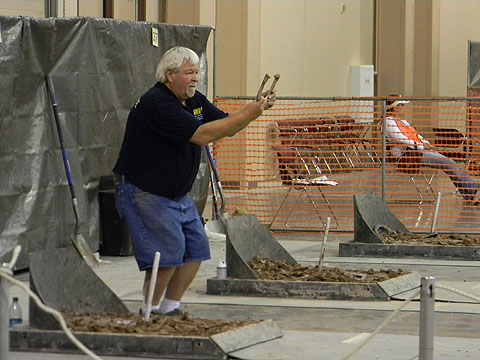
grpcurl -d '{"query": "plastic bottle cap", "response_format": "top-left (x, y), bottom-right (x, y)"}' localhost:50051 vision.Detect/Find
top-left (13, 297), bottom-right (18, 301)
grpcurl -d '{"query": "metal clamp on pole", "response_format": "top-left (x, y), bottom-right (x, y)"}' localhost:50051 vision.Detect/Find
top-left (419, 276), bottom-right (436, 360)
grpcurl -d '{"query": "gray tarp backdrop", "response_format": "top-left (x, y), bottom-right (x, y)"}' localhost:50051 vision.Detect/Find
top-left (0, 16), bottom-right (213, 269)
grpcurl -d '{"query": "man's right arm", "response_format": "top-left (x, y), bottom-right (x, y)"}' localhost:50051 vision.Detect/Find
top-left (189, 98), bottom-right (267, 146)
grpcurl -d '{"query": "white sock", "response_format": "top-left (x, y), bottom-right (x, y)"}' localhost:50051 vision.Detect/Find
top-left (142, 303), bottom-right (160, 314)
top-left (159, 298), bottom-right (180, 314)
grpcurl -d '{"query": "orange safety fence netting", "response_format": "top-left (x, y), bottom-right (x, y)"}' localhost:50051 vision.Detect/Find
top-left (210, 96), bottom-right (480, 234)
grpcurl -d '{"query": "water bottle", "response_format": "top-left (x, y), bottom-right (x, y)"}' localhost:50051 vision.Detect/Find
top-left (9, 297), bottom-right (22, 327)
top-left (217, 260), bottom-right (227, 279)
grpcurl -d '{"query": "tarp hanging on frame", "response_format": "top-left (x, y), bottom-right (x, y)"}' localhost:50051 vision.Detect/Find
top-left (468, 41), bottom-right (480, 88)
top-left (0, 16), bottom-right (213, 269)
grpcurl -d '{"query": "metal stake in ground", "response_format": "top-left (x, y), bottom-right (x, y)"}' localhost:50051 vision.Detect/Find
top-left (419, 276), bottom-right (435, 360)
top-left (317, 217), bottom-right (331, 273)
top-left (145, 251), bottom-right (161, 322)
top-left (430, 192), bottom-right (442, 234)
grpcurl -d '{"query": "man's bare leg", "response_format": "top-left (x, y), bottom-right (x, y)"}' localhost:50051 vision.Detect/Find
top-left (143, 261), bottom-right (201, 306)
top-left (165, 261), bottom-right (202, 301)
top-left (143, 267), bottom-right (175, 306)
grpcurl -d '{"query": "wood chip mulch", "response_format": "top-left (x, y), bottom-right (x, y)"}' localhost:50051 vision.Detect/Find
top-left (248, 256), bottom-right (409, 283)
top-left (63, 311), bottom-right (258, 337)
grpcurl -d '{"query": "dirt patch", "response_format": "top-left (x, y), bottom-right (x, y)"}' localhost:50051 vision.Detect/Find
top-left (63, 311), bottom-right (259, 337)
top-left (248, 256), bottom-right (409, 282)
top-left (380, 231), bottom-right (480, 246)
top-left (62, 254), bottom-right (412, 336)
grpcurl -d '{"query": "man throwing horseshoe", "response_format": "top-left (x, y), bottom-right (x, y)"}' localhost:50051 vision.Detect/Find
top-left (113, 46), bottom-right (277, 316)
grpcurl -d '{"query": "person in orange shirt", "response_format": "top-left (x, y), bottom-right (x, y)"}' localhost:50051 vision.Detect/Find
top-left (384, 95), bottom-right (478, 203)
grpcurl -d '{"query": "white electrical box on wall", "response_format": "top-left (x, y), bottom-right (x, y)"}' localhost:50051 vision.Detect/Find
top-left (350, 65), bottom-right (375, 122)
top-left (351, 65), bottom-right (374, 96)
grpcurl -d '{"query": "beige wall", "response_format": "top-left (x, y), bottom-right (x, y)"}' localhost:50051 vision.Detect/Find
top-left (114, 0), bottom-right (135, 21)
top-left (3, 0), bottom-right (480, 97)
top-left (79, 0), bottom-right (103, 18)
top-left (146, 0), bottom-right (160, 22)
top-left (0, 0), bottom-right (44, 17)
top-left (376, 0), bottom-right (408, 96)
top-left (437, 0), bottom-right (480, 96)
top-left (377, 0), bottom-right (480, 97)
top-left (166, 0), bottom-right (197, 25)
top-left (413, 0), bottom-right (433, 97)
top-left (166, 0), bottom-right (215, 99)
top-left (216, 0), bottom-right (375, 97)
top-left (215, 0), bottom-right (247, 96)
top-left (112, 0), bottom-right (161, 22)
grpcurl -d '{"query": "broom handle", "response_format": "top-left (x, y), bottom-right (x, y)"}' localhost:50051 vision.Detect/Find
top-left (205, 145), bottom-right (225, 214)
top-left (46, 74), bottom-right (79, 225)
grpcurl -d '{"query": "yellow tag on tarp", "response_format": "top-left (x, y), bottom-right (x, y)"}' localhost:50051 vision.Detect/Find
top-left (151, 27), bottom-right (158, 47)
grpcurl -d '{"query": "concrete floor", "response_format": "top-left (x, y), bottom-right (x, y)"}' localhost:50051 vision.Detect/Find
top-left (7, 229), bottom-right (480, 360)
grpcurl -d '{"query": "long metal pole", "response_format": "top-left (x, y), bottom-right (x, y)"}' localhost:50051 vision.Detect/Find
top-left (419, 276), bottom-right (436, 360)
top-left (45, 0), bottom-right (58, 17)
top-left (381, 100), bottom-right (387, 202)
top-left (213, 27), bottom-right (217, 100)
top-left (218, 95), bottom-right (480, 101)
top-left (0, 276), bottom-right (9, 360)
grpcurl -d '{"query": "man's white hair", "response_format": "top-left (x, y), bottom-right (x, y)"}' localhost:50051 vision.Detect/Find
top-left (156, 46), bottom-right (199, 83)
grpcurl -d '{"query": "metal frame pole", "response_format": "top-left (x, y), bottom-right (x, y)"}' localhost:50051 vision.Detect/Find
top-left (45, 0), bottom-right (58, 17)
top-left (0, 275), bottom-right (9, 360)
top-left (212, 26), bottom-right (217, 101)
top-left (419, 276), bottom-right (436, 360)
top-left (381, 99), bottom-right (387, 202)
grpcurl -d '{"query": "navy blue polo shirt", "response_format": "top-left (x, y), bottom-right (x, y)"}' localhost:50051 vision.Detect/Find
top-left (113, 82), bottom-right (228, 199)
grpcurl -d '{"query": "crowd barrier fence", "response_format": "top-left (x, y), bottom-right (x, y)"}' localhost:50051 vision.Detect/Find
top-left (212, 96), bottom-right (480, 234)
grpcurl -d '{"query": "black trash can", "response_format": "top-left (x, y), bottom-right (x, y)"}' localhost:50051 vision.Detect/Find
top-left (99, 187), bottom-right (133, 256)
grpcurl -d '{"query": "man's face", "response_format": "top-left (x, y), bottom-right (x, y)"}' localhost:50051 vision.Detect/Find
top-left (166, 61), bottom-right (199, 102)
top-left (394, 103), bottom-right (406, 115)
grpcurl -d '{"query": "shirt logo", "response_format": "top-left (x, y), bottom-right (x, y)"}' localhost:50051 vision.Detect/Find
top-left (193, 107), bottom-right (203, 121)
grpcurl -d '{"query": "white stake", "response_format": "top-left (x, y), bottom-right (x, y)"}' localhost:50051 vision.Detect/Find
top-left (318, 217), bottom-right (331, 273)
top-left (145, 251), bottom-right (161, 322)
top-left (430, 192), bottom-right (441, 234)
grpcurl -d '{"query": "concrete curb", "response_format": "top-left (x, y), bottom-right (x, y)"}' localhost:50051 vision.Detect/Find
top-left (206, 272), bottom-right (419, 301)
top-left (10, 319), bottom-right (282, 359)
top-left (339, 242), bottom-right (480, 260)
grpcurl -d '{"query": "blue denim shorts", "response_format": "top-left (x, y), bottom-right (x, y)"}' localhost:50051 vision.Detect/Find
top-left (114, 183), bottom-right (210, 271)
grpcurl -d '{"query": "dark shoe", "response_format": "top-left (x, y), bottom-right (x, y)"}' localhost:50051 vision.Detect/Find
top-left (139, 308), bottom-right (161, 316)
top-left (139, 307), bottom-right (186, 317)
top-left (163, 308), bottom-right (185, 317)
